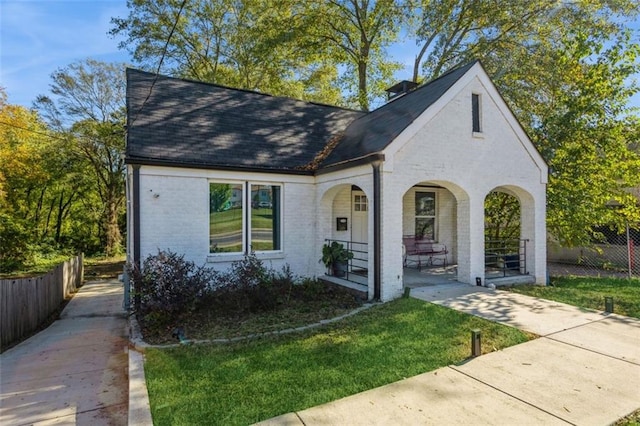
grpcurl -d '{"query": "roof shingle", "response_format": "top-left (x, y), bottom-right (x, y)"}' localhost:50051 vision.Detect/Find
top-left (126, 70), bottom-right (364, 172)
top-left (126, 61), bottom-right (477, 173)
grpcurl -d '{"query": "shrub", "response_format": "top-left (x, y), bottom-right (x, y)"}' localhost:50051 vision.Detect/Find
top-left (208, 253), bottom-right (300, 313)
top-left (127, 250), bottom-right (213, 325)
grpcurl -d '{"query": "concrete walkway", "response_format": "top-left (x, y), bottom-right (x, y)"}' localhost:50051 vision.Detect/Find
top-left (0, 279), bottom-right (128, 425)
top-left (258, 284), bottom-right (640, 425)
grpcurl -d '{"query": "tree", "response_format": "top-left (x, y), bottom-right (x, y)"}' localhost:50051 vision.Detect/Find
top-left (209, 183), bottom-right (232, 212)
top-left (306, 0), bottom-right (405, 110)
top-left (0, 90), bottom-right (98, 270)
top-left (0, 90), bottom-right (49, 269)
top-left (35, 59), bottom-right (127, 256)
top-left (110, 0), bottom-right (342, 104)
top-left (411, 0), bottom-right (640, 246)
top-left (530, 32), bottom-right (640, 246)
top-left (484, 191), bottom-right (520, 242)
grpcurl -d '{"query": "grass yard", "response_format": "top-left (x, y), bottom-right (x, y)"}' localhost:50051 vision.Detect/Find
top-left (0, 254), bottom-right (125, 279)
top-left (505, 276), bottom-right (640, 319)
top-left (144, 297), bottom-right (533, 425)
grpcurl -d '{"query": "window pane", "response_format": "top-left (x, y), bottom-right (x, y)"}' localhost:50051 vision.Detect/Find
top-left (251, 185), bottom-right (281, 251)
top-left (415, 192), bottom-right (435, 216)
top-left (472, 93), bottom-right (481, 132)
top-left (415, 217), bottom-right (435, 240)
top-left (210, 183), bottom-right (243, 253)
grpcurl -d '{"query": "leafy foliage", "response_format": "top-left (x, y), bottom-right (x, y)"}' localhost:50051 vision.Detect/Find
top-left (35, 59), bottom-right (127, 256)
top-left (320, 241), bottom-right (354, 267)
top-left (127, 250), bottom-right (214, 325)
top-left (110, 0), bottom-right (342, 104)
top-left (207, 253), bottom-right (298, 313)
top-left (0, 89), bottom-right (90, 269)
top-left (484, 191), bottom-right (521, 242)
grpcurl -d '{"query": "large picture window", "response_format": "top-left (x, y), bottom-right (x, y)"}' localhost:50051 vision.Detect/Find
top-left (415, 191), bottom-right (436, 240)
top-left (209, 182), bottom-right (282, 254)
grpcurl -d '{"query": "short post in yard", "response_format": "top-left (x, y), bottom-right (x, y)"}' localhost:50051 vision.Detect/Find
top-left (471, 329), bottom-right (481, 357)
top-left (605, 297), bottom-right (614, 313)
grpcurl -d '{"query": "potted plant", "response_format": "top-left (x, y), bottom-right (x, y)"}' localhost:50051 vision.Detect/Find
top-left (320, 242), bottom-right (354, 277)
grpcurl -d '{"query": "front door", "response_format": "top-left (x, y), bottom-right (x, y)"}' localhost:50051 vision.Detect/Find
top-left (351, 191), bottom-right (368, 271)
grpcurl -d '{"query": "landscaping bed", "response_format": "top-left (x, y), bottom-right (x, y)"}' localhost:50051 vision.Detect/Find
top-left (138, 280), bottom-right (363, 344)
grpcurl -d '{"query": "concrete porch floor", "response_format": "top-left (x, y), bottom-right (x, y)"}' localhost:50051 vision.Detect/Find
top-left (323, 264), bottom-right (535, 298)
top-left (403, 265), bottom-right (460, 287)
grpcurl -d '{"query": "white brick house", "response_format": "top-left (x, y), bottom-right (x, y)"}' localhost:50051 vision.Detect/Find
top-left (126, 61), bottom-right (547, 301)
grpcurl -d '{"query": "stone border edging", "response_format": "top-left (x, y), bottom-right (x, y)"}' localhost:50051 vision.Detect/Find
top-left (127, 303), bottom-right (378, 425)
top-left (128, 349), bottom-right (154, 426)
top-left (129, 302), bottom-right (378, 351)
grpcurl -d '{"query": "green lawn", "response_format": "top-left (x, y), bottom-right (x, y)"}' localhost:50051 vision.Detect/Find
top-left (0, 254), bottom-right (125, 279)
top-left (144, 298), bottom-right (532, 425)
top-left (506, 276), bottom-right (640, 319)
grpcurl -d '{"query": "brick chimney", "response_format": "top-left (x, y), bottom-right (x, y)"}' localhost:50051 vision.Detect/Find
top-left (385, 80), bottom-right (418, 101)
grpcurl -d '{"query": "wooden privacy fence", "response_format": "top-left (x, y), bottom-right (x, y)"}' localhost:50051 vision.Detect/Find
top-left (1, 254), bottom-right (84, 351)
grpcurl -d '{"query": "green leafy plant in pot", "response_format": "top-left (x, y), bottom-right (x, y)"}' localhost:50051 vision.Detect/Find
top-left (320, 242), bottom-right (354, 277)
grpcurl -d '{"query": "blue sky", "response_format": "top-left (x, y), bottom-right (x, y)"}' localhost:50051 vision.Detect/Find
top-left (1, 0), bottom-right (130, 107)
top-left (1, 0), bottom-right (639, 110)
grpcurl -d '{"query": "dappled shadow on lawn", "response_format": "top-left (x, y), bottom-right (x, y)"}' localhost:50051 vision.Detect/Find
top-left (411, 285), bottom-right (610, 336)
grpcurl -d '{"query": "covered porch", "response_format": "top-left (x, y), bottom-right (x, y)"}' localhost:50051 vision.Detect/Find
top-left (321, 235), bottom-right (535, 293)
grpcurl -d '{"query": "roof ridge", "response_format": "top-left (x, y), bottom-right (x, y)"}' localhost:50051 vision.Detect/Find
top-left (318, 60), bottom-right (479, 169)
top-left (126, 68), bottom-right (363, 113)
top-left (380, 60), bottom-right (479, 108)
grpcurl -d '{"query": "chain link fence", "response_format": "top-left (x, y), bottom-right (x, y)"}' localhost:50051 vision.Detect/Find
top-left (548, 223), bottom-right (639, 279)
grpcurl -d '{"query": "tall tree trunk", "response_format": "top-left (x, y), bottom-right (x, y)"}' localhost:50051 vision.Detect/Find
top-left (103, 193), bottom-right (122, 257)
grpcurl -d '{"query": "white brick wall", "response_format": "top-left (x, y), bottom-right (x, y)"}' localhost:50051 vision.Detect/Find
top-left (130, 63), bottom-right (548, 302)
top-left (135, 166), bottom-right (317, 278)
top-left (385, 71), bottom-right (547, 286)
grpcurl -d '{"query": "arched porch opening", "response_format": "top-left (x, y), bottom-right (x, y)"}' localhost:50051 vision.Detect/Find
top-left (400, 180), bottom-right (469, 287)
top-left (484, 186), bottom-right (536, 284)
top-left (318, 183), bottom-right (372, 294)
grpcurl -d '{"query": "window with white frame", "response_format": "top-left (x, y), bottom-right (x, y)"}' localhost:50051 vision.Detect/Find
top-left (209, 182), bottom-right (282, 253)
top-left (415, 191), bottom-right (436, 240)
top-left (353, 194), bottom-right (368, 211)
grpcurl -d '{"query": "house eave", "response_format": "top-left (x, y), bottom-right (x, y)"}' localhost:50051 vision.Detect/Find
top-left (124, 156), bottom-right (316, 176)
top-left (316, 153), bottom-right (385, 175)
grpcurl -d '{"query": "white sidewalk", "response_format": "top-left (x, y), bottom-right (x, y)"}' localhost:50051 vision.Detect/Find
top-left (0, 280), bottom-right (128, 425)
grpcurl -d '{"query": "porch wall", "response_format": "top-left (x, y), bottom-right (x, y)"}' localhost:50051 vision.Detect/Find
top-left (316, 166), bottom-right (375, 298)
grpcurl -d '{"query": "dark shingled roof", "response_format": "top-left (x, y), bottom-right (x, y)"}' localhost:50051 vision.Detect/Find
top-left (320, 61), bottom-right (477, 168)
top-left (125, 69), bottom-right (365, 172)
top-left (126, 61), bottom-right (477, 173)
